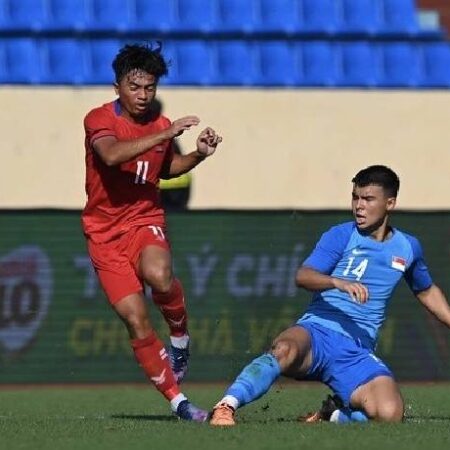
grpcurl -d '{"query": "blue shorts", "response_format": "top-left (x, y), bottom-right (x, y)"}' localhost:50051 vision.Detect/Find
top-left (299, 321), bottom-right (393, 406)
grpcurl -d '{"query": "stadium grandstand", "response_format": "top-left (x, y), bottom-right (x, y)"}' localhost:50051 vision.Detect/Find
top-left (0, 0), bottom-right (449, 87)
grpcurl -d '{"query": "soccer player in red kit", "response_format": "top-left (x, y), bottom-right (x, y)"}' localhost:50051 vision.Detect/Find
top-left (82, 43), bottom-right (222, 422)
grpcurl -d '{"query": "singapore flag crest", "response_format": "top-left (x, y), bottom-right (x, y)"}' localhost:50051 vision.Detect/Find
top-left (391, 256), bottom-right (406, 272)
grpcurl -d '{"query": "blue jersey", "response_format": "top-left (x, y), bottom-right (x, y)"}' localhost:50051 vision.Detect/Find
top-left (299, 221), bottom-right (433, 350)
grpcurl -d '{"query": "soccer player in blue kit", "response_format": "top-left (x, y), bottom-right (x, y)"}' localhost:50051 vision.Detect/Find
top-left (210, 165), bottom-right (450, 426)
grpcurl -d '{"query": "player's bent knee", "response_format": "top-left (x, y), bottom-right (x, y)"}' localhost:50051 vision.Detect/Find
top-left (152, 279), bottom-right (172, 294)
top-left (143, 268), bottom-right (172, 293)
top-left (270, 339), bottom-right (298, 369)
top-left (375, 400), bottom-right (404, 422)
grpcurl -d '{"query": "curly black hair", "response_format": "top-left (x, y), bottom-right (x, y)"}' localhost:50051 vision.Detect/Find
top-left (112, 42), bottom-right (169, 83)
top-left (352, 165), bottom-right (400, 197)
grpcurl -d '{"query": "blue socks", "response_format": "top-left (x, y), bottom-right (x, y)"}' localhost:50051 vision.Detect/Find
top-left (330, 408), bottom-right (369, 423)
top-left (225, 354), bottom-right (281, 407)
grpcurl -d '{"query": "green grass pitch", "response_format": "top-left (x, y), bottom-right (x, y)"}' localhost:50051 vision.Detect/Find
top-left (0, 383), bottom-right (449, 450)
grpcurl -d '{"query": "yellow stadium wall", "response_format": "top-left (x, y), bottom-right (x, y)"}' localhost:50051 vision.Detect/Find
top-left (1, 87), bottom-right (449, 210)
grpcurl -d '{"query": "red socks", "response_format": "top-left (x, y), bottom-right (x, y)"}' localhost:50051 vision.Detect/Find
top-left (152, 278), bottom-right (188, 337)
top-left (131, 279), bottom-right (189, 400)
top-left (131, 332), bottom-right (179, 400)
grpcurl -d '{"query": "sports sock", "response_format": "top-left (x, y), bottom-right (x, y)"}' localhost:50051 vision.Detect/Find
top-left (330, 408), bottom-right (369, 423)
top-left (131, 331), bottom-right (180, 401)
top-left (170, 334), bottom-right (189, 349)
top-left (152, 278), bottom-right (188, 337)
top-left (224, 353), bottom-right (281, 408)
top-left (220, 395), bottom-right (239, 410)
top-left (170, 393), bottom-right (188, 412)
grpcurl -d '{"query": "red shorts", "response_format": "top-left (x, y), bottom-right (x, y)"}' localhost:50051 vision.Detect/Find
top-left (87, 225), bottom-right (170, 304)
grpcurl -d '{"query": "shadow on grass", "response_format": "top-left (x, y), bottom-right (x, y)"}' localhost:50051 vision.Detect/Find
top-left (111, 414), bottom-right (177, 422)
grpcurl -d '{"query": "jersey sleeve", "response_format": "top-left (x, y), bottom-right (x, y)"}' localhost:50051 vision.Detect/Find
top-left (302, 223), bottom-right (353, 274)
top-left (84, 107), bottom-right (117, 148)
top-left (404, 235), bottom-right (433, 294)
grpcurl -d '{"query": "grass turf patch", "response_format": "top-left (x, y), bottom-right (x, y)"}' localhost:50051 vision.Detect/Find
top-left (0, 383), bottom-right (449, 450)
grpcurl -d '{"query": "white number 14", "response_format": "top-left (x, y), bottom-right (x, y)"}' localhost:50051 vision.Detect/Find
top-left (343, 257), bottom-right (368, 281)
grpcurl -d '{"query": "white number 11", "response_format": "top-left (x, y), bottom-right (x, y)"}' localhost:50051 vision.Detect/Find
top-left (135, 161), bottom-right (149, 184)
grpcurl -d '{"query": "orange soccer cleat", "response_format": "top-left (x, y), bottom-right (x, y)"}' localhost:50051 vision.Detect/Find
top-left (299, 410), bottom-right (323, 423)
top-left (209, 403), bottom-right (236, 426)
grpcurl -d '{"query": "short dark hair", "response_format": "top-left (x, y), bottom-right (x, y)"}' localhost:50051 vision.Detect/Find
top-left (112, 42), bottom-right (169, 83)
top-left (352, 165), bottom-right (400, 197)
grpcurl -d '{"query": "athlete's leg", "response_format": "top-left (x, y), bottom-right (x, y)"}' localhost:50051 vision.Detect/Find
top-left (89, 236), bottom-right (206, 421)
top-left (113, 292), bottom-right (179, 399)
top-left (295, 325), bottom-right (397, 424)
top-left (307, 364), bottom-right (402, 423)
top-left (139, 244), bottom-right (190, 383)
top-left (350, 375), bottom-right (404, 422)
top-left (210, 326), bottom-right (312, 426)
top-left (113, 292), bottom-right (207, 422)
top-left (271, 326), bottom-right (313, 377)
top-left (139, 245), bottom-right (188, 338)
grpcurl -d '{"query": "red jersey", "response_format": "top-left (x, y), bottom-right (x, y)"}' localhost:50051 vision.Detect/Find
top-left (82, 100), bottom-right (173, 243)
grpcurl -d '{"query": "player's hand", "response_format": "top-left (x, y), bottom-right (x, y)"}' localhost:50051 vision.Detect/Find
top-left (167, 116), bottom-right (200, 138)
top-left (335, 279), bottom-right (369, 304)
top-left (196, 127), bottom-right (223, 157)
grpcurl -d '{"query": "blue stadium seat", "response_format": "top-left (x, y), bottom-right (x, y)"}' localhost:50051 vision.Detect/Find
top-left (336, 42), bottom-right (379, 87)
top-left (212, 41), bottom-right (257, 85)
top-left (85, 39), bottom-right (122, 85)
top-left (0, 43), bottom-right (5, 83)
top-left (0, 1), bottom-right (9, 30)
top-left (0, 41), bottom-right (5, 82)
top-left (301, 0), bottom-right (339, 35)
top-left (297, 41), bottom-right (337, 86)
top-left (41, 39), bottom-right (87, 84)
top-left (0, 0), bottom-right (46, 32)
top-left (175, 0), bottom-right (216, 33)
top-left (86, 0), bottom-right (133, 32)
top-left (158, 41), bottom-right (177, 85)
top-left (378, 43), bottom-right (420, 87)
top-left (132, 0), bottom-right (176, 33)
top-left (420, 43), bottom-right (450, 88)
top-left (379, 0), bottom-right (419, 37)
top-left (0, 38), bottom-right (42, 84)
top-left (0, 1), bottom-right (6, 30)
top-left (164, 40), bottom-right (213, 86)
top-left (254, 0), bottom-right (302, 35)
top-left (46, 0), bottom-right (88, 32)
top-left (340, 0), bottom-right (382, 36)
top-left (215, 0), bottom-right (258, 34)
top-left (255, 41), bottom-right (298, 86)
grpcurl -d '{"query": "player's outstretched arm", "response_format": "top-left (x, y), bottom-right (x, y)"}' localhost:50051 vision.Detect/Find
top-left (167, 127), bottom-right (222, 177)
top-left (416, 284), bottom-right (450, 328)
top-left (93, 116), bottom-right (200, 166)
top-left (296, 266), bottom-right (368, 304)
